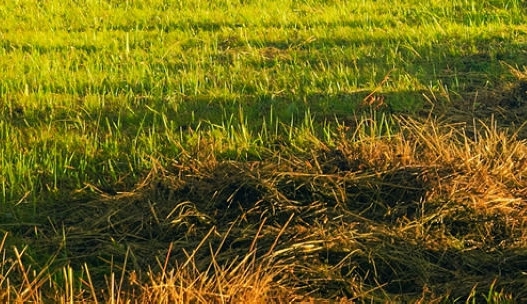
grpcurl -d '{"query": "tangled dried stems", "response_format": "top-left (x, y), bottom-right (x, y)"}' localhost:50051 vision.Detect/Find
top-left (1, 114), bottom-right (526, 303)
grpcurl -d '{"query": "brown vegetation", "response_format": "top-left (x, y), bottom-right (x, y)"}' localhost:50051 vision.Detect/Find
top-left (2, 111), bottom-right (526, 302)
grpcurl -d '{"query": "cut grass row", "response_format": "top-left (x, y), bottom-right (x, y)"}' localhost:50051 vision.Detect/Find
top-left (1, 114), bottom-right (526, 302)
top-left (1, 0), bottom-right (527, 302)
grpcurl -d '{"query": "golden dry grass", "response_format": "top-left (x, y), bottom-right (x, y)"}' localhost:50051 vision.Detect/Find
top-left (1, 112), bottom-right (526, 303)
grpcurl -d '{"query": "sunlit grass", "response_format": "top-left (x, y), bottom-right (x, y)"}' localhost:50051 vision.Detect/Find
top-left (2, 0), bottom-right (526, 203)
top-left (1, 0), bottom-right (527, 302)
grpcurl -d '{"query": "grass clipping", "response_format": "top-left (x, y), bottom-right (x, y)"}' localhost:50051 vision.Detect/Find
top-left (3, 115), bottom-right (527, 302)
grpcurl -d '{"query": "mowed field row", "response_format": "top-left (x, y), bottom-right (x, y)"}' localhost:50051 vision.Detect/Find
top-left (1, 1), bottom-right (527, 302)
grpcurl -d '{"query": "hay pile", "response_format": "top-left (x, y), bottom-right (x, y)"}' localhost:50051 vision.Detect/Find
top-left (8, 116), bottom-right (527, 302)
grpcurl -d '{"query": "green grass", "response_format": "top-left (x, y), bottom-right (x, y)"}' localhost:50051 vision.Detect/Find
top-left (2, 0), bottom-right (526, 203)
top-left (1, 0), bottom-right (527, 302)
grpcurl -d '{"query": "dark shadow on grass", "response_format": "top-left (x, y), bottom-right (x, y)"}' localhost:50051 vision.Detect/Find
top-left (3, 145), bottom-right (526, 301)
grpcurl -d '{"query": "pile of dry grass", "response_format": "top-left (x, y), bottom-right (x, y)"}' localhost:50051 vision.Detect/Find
top-left (2, 115), bottom-right (527, 302)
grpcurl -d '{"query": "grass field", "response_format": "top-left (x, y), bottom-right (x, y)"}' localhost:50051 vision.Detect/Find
top-left (1, 0), bottom-right (527, 302)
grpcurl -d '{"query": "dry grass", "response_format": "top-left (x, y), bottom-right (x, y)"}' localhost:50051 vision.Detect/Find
top-left (1, 113), bottom-right (526, 303)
